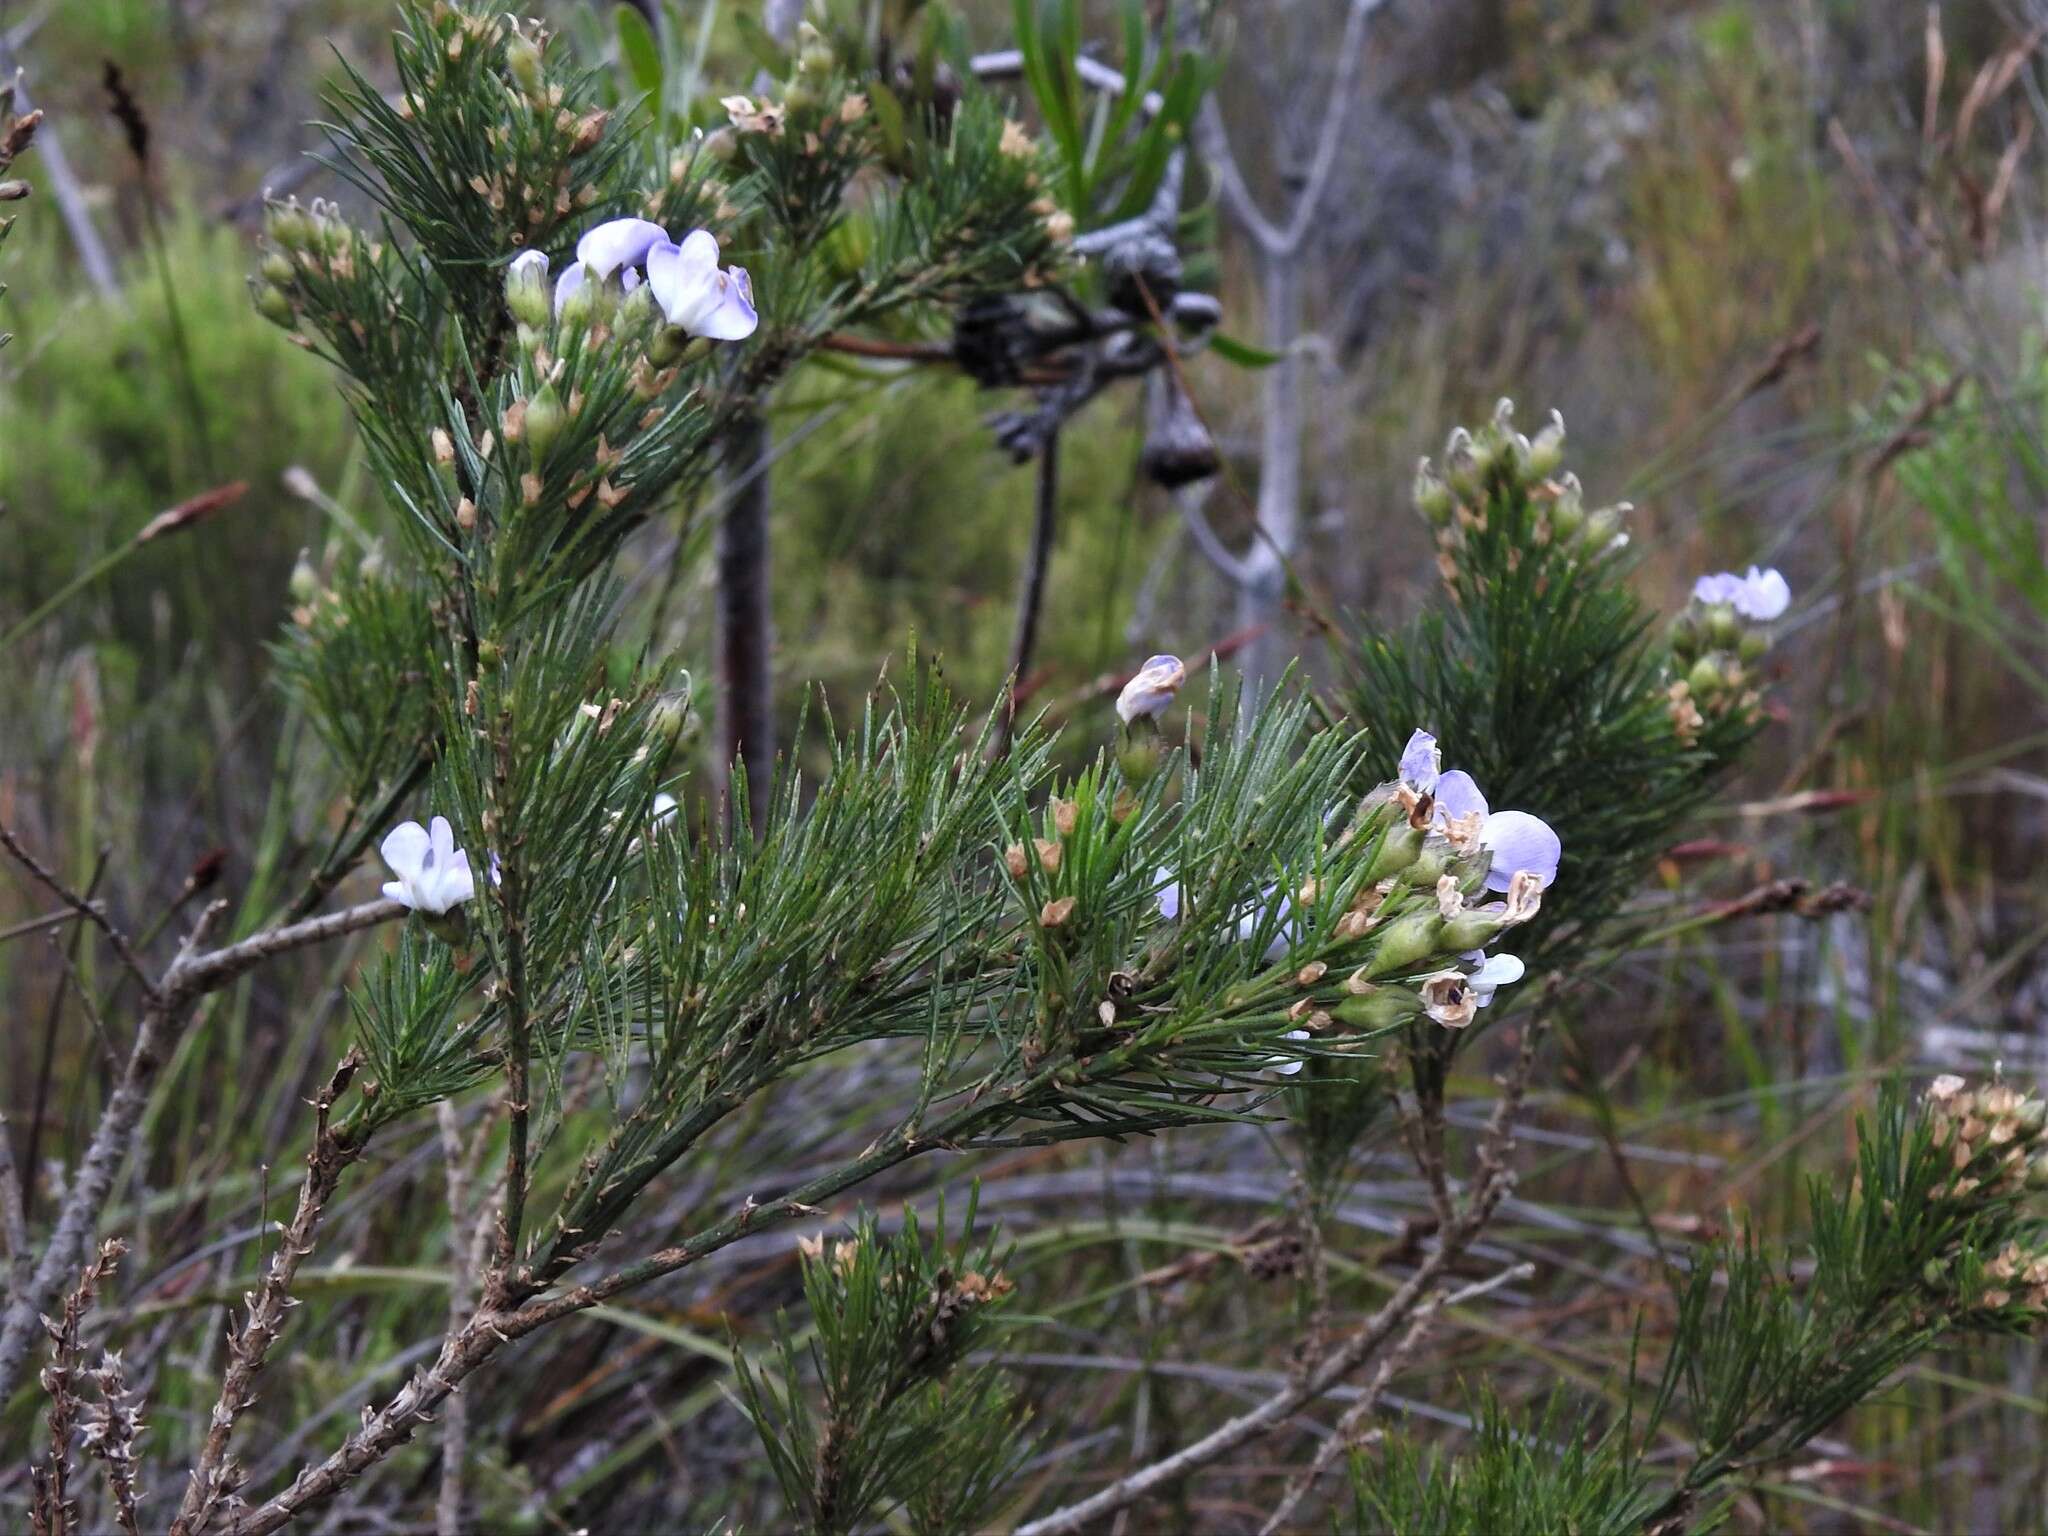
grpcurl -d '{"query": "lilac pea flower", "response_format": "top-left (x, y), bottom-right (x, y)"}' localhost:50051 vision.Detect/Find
top-left (1693, 566), bottom-right (1791, 622)
top-left (647, 231), bottom-right (759, 340)
top-left (1468, 952), bottom-right (1525, 1008)
top-left (1399, 728), bottom-right (1441, 792)
top-left (380, 816), bottom-right (477, 915)
top-left (1478, 809), bottom-right (1560, 893)
top-left (1117, 654), bottom-right (1186, 724)
top-left (576, 217), bottom-right (670, 281)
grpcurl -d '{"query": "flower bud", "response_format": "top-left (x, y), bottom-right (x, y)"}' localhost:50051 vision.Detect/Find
top-left (1118, 718), bottom-right (1165, 786)
top-left (1438, 911), bottom-right (1505, 951)
top-left (288, 550), bottom-right (320, 605)
top-left (2027, 1153), bottom-right (2048, 1191)
top-left (266, 200), bottom-right (313, 251)
top-left (1333, 984), bottom-right (1421, 1030)
top-left (1550, 474), bottom-right (1585, 541)
top-left (1413, 459), bottom-right (1452, 524)
top-left (260, 251), bottom-right (296, 287)
top-left (703, 126), bottom-right (739, 165)
top-left (1686, 655), bottom-right (1725, 700)
top-left (1363, 911), bottom-right (1443, 978)
top-left (797, 21), bottom-right (835, 74)
top-left (1580, 506), bottom-right (1622, 552)
top-left (254, 284), bottom-right (295, 327)
top-left (1363, 823), bottom-right (1423, 882)
top-left (649, 692), bottom-right (689, 748)
top-left (1400, 846), bottom-right (1451, 888)
top-left (524, 384), bottom-right (566, 459)
top-left (1737, 628), bottom-right (1769, 663)
top-left (784, 77), bottom-right (820, 114)
top-left (505, 252), bottom-right (551, 330)
top-left (1668, 610), bottom-right (1702, 660)
top-left (615, 282), bottom-right (654, 335)
top-left (649, 323), bottom-right (689, 367)
top-left (1525, 410), bottom-right (1565, 479)
top-left (1706, 602), bottom-right (1741, 650)
top-left (506, 34), bottom-right (544, 96)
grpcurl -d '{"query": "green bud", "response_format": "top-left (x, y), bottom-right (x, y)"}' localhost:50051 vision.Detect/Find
top-left (1524, 410), bottom-right (1565, 479)
top-left (524, 384), bottom-right (566, 459)
top-left (255, 283), bottom-right (296, 327)
top-left (1334, 985), bottom-right (1421, 1030)
top-left (1687, 654), bottom-right (1725, 699)
top-left (1922, 1257), bottom-right (1949, 1290)
top-left (1669, 611), bottom-right (1702, 660)
top-left (477, 639), bottom-right (505, 668)
top-left (1550, 474), bottom-right (1585, 541)
top-left (1580, 506), bottom-right (1621, 552)
top-left (1737, 628), bottom-right (1768, 663)
top-left (506, 34), bottom-right (545, 96)
top-left (2017, 1098), bottom-right (2048, 1137)
top-left (1413, 459), bottom-right (1452, 524)
top-left (1363, 911), bottom-right (1444, 978)
top-left (1401, 847), bottom-right (1450, 888)
top-left (2027, 1153), bottom-right (2048, 1190)
top-left (617, 281), bottom-right (659, 339)
top-left (649, 691), bottom-right (690, 748)
top-left (1363, 823), bottom-right (1424, 882)
top-left (1439, 911), bottom-right (1505, 951)
top-left (287, 551), bottom-right (320, 605)
top-left (1118, 723), bottom-right (1165, 786)
top-left (558, 275), bottom-right (596, 330)
top-left (266, 201), bottom-right (312, 251)
top-left (505, 254), bottom-right (551, 330)
top-left (703, 126), bottom-right (739, 165)
top-left (1706, 602), bottom-right (1741, 650)
top-left (797, 21), bottom-right (835, 74)
top-left (649, 323), bottom-right (688, 367)
top-left (783, 77), bottom-right (820, 115)
top-left (260, 251), bottom-right (296, 287)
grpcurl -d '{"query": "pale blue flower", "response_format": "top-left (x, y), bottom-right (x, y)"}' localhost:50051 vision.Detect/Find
top-left (576, 217), bottom-right (670, 280)
top-left (1400, 727), bottom-right (1559, 891)
top-left (381, 816), bottom-right (477, 915)
top-left (1693, 566), bottom-right (1790, 621)
top-left (1118, 654), bottom-right (1186, 724)
top-left (646, 230), bottom-right (758, 340)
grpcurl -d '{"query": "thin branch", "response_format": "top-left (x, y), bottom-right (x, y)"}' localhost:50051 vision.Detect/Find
top-left (0, 898), bottom-right (406, 1404)
top-left (0, 823), bottom-right (158, 1002)
top-left (990, 433), bottom-right (1063, 760)
top-left (1012, 1019), bottom-right (1547, 1536)
top-left (172, 1055), bottom-right (367, 1536)
top-left (1258, 1261), bottom-right (1535, 1535)
top-left (433, 1102), bottom-right (478, 1536)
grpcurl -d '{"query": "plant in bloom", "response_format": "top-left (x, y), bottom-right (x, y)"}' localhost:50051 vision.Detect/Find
top-left (379, 816), bottom-right (477, 915)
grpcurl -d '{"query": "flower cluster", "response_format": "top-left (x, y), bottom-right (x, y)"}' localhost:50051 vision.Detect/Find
top-left (1153, 727), bottom-right (1561, 1055)
top-left (1926, 1074), bottom-right (2048, 1201)
top-left (510, 219), bottom-right (757, 345)
top-left (1667, 564), bottom-right (1790, 741)
top-left (1389, 729), bottom-right (1555, 1028)
top-left (1411, 400), bottom-right (1630, 584)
